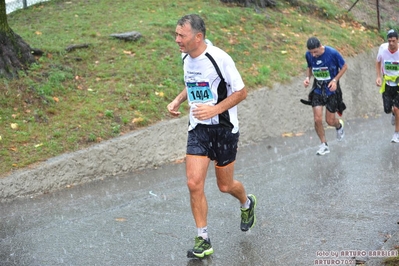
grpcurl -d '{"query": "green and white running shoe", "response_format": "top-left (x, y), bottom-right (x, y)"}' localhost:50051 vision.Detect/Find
top-left (187, 236), bottom-right (214, 258)
top-left (240, 194), bottom-right (257, 231)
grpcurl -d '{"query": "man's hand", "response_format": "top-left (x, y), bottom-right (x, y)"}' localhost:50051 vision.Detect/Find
top-left (376, 77), bottom-right (382, 87)
top-left (167, 101), bottom-right (181, 117)
top-left (328, 80), bottom-right (337, 92)
top-left (304, 77), bottom-right (310, 88)
top-left (192, 104), bottom-right (218, 121)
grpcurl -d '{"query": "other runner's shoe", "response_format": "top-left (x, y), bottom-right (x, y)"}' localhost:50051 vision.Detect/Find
top-left (336, 119), bottom-right (345, 141)
top-left (241, 194), bottom-right (257, 231)
top-left (391, 114), bottom-right (396, 126)
top-left (187, 236), bottom-right (213, 258)
top-left (391, 132), bottom-right (399, 143)
top-left (316, 143), bottom-right (330, 155)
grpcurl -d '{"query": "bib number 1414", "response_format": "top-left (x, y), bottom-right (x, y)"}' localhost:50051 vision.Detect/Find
top-left (187, 81), bottom-right (214, 103)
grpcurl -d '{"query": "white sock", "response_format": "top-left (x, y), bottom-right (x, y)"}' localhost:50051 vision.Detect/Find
top-left (241, 197), bottom-right (250, 209)
top-left (198, 226), bottom-right (208, 240)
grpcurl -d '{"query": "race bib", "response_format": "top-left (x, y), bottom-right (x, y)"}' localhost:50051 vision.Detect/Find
top-left (186, 81), bottom-right (214, 103)
top-left (384, 61), bottom-right (399, 72)
top-left (312, 67), bottom-right (331, 81)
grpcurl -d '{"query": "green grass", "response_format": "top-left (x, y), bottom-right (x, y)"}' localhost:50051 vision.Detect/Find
top-left (383, 247), bottom-right (399, 265)
top-left (0, 0), bottom-right (390, 176)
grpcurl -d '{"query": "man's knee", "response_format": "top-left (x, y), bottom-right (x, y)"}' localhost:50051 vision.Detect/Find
top-left (325, 117), bottom-right (336, 126)
top-left (217, 184), bottom-right (230, 193)
top-left (186, 175), bottom-right (204, 193)
top-left (314, 116), bottom-right (323, 125)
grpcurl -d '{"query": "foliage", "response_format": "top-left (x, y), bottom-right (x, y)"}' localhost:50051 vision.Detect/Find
top-left (0, 0), bottom-right (384, 176)
top-left (383, 247), bottom-right (399, 265)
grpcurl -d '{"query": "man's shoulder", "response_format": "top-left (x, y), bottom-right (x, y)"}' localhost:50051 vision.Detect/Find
top-left (325, 46), bottom-right (345, 60)
top-left (324, 46), bottom-right (338, 53)
top-left (206, 45), bottom-right (230, 59)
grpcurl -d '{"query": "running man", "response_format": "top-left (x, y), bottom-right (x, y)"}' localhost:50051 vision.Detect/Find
top-left (375, 29), bottom-right (399, 143)
top-left (167, 14), bottom-right (256, 258)
top-left (303, 37), bottom-right (348, 155)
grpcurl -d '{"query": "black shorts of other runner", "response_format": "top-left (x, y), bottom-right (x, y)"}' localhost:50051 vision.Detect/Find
top-left (382, 84), bottom-right (399, 114)
top-left (311, 92), bottom-right (339, 113)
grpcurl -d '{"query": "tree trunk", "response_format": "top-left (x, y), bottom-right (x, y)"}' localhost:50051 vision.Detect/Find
top-left (0, 0), bottom-right (36, 79)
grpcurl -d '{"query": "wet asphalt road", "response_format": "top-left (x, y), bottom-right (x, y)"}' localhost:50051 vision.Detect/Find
top-left (1, 115), bottom-right (399, 266)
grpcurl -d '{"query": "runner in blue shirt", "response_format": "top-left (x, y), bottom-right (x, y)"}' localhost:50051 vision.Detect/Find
top-left (303, 37), bottom-right (348, 155)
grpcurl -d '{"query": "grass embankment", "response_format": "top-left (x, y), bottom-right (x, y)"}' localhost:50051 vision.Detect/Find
top-left (0, 0), bottom-right (385, 176)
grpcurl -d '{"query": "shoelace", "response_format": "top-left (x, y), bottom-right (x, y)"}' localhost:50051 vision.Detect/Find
top-left (194, 237), bottom-right (208, 249)
top-left (241, 208), bottom-right (250, 222)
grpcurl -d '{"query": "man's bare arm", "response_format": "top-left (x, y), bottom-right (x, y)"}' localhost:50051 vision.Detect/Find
top-left (192, 88), bottom-right (247, 120)
top-left (167, 89), bottom-right (187, 117)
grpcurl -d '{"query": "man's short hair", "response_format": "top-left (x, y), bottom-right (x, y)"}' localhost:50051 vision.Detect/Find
top-left (307, 37), bottom-right (321, 50)
top-left (177, 14), bottom-right (206, 38)
top-left (387, 29), bottom-right (398, 39)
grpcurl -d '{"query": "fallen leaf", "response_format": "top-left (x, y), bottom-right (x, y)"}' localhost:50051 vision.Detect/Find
top-left (132, 117), bottom-right (144, 123)
top-left (155, 91), bottom-right (164, 97)
top-left (10, 123), bottom-right (18, 129)
top-left (282, 132), bottom-right (294, 137)
top-left (34, 143), bottom-right (43, 148)
top-left (53, 97), bottom-right (59, 102)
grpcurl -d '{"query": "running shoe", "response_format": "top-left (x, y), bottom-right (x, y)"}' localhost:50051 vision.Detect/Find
top-left (336, 119), bottom-right (345, 141)
top-left (391, 113), bottom-right (396, 126)
top-left (391, 132), bottom-right (399, 143)
top-left (316, 143), bottom-right (330, 155)
top-left (187, 236), bottom-right (214, 258)
top-left (240, 194), bottom-right (257, 231)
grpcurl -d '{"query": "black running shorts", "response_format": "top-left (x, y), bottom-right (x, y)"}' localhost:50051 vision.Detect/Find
top-left (311, 92), bottom-right (339, 113)
top-left (382, 84), bottom-right (399, 114)
top-left (186, 124), bottom-right (239, 167)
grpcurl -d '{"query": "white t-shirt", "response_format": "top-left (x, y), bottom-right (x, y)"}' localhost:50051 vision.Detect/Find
top-left (376, 42), bottom-right (399, 86)
top-left (182, 45), bottom-right (245, 133)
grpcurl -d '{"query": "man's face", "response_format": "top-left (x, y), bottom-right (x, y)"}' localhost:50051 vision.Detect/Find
top-left (308, 46), bottom-right (323, 58)
top-left (175, 23), bottom-right (197, 54)
top-left (388, 37), bottom-right (398, 52)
